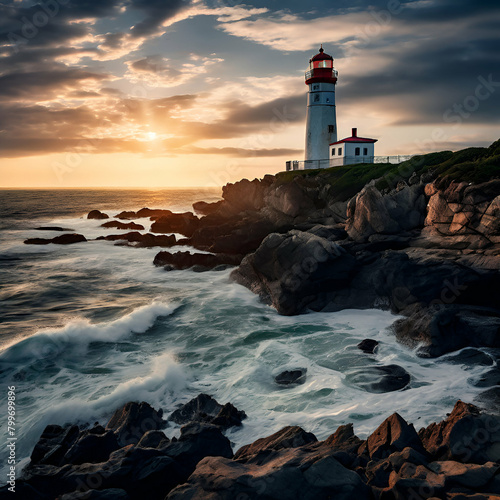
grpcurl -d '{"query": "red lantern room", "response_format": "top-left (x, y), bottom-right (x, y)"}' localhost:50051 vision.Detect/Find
top-left (305, 46), bottom-right (338, 85)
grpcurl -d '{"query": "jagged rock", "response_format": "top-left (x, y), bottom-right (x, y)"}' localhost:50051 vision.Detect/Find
top-left (21, 422), bottom-right (232, 500)
top-left (30, 425), bottom-right (80, 466)
top-left (150, 212), bottom-right (200, 237)
top-left (100, 221), bottom-right (145, 230)
top-left (357, 339), bottom-right (379, 354)
top-left (274, 368), bottom-right (307, 385)
top-left (63, 429), bottom-right (120, 465)
top-left (153, 251), bottom-right (242, 270)
top-left (234, 426), bottom-right (318, 463)
top-left (167, 450), bottom-right (372, 500)
top-left (105, 402), bottom-right (166, 447)
top-left (419, 400), bottom-right (500, 463)
top-left (169, 395), bottom-right (222, 425)
top-left (97, 232), bottom-right (176, 248)
top-left (383, 461), bottom-right (446, 499)
top-left (192, 200), bottom-right (224, 215)
top-left (345, 364), bottom-right (411, 393)
top-left (137, 430), bottom-right (170, 449)
top-left (87, 210), bottom-right (109, 220)
top-left (367, 413), bottom-right (425, 460)
top-left (168, 394), bottom-right (246, 430)
top-left (24, 234), bottom-right (87, 245)
top-left (325, 423), bottom-right (364, 454)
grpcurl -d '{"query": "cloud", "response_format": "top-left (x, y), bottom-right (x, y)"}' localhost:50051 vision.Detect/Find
top-left (125, 53), bottom-right (224, 88)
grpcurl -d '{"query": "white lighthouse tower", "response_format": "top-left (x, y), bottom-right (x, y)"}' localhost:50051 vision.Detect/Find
top-left (304, 46), bottom-right (338, 163)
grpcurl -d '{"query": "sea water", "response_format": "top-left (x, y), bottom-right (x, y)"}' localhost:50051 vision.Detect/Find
top-left (0, 188), bottom-right (494, 484)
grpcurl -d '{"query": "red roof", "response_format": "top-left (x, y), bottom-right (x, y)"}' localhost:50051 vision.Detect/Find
top-left (330, 128), bottom-right (377, 146)
top-left (311, 46), bottom-right (333, 62)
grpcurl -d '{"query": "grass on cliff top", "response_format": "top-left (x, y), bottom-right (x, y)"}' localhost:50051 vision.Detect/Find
top-left (275, 139), bottom-right (500, 202)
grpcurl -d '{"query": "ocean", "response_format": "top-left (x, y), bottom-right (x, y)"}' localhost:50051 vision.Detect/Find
top-left (0, 188), bottom-right (492, 483)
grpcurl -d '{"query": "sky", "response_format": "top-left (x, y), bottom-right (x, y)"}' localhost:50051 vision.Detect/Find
top-left (0, 0), bottom-right (499, 187)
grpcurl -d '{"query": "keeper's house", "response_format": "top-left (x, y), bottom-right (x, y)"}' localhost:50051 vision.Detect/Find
top-left (330, 128), bottom-right (377, 167)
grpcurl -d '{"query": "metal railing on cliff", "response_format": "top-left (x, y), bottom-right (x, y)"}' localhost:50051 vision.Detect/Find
top-left (286, 155), bottom-right (415, 171)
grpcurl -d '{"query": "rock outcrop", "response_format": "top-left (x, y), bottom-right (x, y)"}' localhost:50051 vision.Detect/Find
top-left (5, 400), bottom-right (500, 500)
top-left (24, 234), bottom-right (87, 245)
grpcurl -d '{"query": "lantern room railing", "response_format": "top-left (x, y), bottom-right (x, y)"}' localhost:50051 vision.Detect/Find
top-left (305, 69), bottom-right (338, 81)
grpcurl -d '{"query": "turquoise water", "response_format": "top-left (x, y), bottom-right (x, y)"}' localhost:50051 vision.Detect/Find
top-left (0, 188), bottom-right (492, 484)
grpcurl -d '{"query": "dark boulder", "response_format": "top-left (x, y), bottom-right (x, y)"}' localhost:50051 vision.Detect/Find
top-left (63, 429), bottom-right (120, 465)
top-left (153, 251), bottom-right (242, 270)
top-left (209, 403), bottom-right (247, 430)
top-left (30, 424), bottom-right (80, 466)
top-left (97, 232), bottom-right (176, 248)
top-left (87, 210), bottom-right (109, 220)
top-left (274, 368), bottom-right (307, 385)
top-left (150, 212), bottom-right (200, 237)
top-left (25, 234), bottom-right (87, 245)
top-left (100, 221), bottom-right (145, 231)
top-left (345, 364), bottom-right (411, 393)
top-left (169, 394), bottom-right (223, 425)
top-left (357, 339), bottom-right (379, 354)
top-left (114, 210), bottom-right (137, 219)
top-left (232, 230), bottom-right (358, 315)
top-left (105, 402), bottom-right (166, 447)
top-left (192, 200), bottom-right (224, 215)
top-left (169, 394), bottom-right (246, 430)
top-left (393, 305), bottom-right (500, 358)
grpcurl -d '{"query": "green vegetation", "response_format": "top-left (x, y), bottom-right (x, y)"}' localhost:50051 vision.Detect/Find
top-left (275, 140), bottom-right (500, 202)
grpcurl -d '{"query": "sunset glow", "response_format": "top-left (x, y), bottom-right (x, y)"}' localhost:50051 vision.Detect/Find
top-left (1, 1), bottom-right (499, 187)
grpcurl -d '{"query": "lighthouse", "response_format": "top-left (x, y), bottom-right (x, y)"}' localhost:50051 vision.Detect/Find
top-left (304, 46), bottom-right (338, 162)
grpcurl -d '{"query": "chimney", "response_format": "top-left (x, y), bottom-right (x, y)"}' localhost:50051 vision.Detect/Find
top-left (352, 127), bottom-right (357, 137)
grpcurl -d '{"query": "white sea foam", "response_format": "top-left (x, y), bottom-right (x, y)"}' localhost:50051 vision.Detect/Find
top-left (0, 301), bottom-right (178, 361)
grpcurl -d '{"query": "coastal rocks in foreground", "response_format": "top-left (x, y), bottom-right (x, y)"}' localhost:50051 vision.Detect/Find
top-left (168, 400), bottom-right (500, 500)
top-left (5, 399), bottom-right (500, 500)
top-left (24, 234), bottom-right (87, 245)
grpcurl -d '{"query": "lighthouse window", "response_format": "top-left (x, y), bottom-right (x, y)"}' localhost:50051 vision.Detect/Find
top-left (314, 94), bottom-right (320, 102)
top-left (363, 148), bottom-right (368, 155)
top-left (328, 125), bottom-right (335, 133)
top-left (313, 85), bottom-right (319, 90)
top-left (338, 148), bottom-right (342, 156)
top-left (355, 147), bottom-right (360, 156)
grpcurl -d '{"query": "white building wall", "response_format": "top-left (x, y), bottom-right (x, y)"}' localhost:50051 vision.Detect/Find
top-left (305, 82), bottom-right (337, 161)
top-left (329, 142), bottom-right (375, 167)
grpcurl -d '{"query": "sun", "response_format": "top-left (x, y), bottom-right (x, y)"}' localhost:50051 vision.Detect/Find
top-left (146, 132), bottom-right (157, 141)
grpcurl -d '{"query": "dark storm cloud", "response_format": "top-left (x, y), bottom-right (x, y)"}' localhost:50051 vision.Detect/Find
top-left (129, 0), bottom-right (192, 38)
top-left (0, 68), bottom-right (110, 100)
top-left (341, 33), bottom-right (500, 125)
top-left (398, 0), bottom-right (500, 22)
